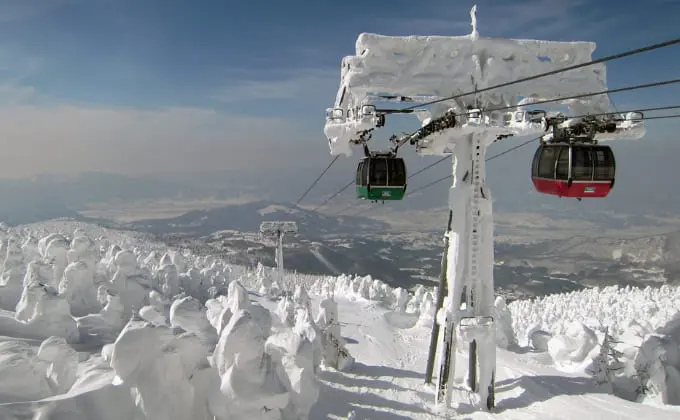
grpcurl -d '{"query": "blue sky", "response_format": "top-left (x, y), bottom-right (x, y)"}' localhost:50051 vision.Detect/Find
top-left (0, 0), bottom-right (678, 177)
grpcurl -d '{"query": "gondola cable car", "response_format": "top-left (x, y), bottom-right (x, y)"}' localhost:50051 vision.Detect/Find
top-left (530, 137), bottom-right (616, 200)
top-left (355, 144), bottom-right (407, 202)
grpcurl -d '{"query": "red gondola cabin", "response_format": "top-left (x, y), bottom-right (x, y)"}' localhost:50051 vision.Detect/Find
top-left (531, 142), bottom-right (616, 199)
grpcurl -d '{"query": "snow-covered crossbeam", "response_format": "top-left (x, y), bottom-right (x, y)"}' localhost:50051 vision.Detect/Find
top-left (323, 8), bottom-right (644, 157)
top-left (336, 34), bottom-right (607, 111)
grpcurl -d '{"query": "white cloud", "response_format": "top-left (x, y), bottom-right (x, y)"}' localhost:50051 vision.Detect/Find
top-left (0, 0), bottom-right (79, 22)
top-left (0, 105), bottom-right (327, 178)
top-left (0, 84), bottom-right (40, 105)
top-left (212, 68), bottom-right (340, 103)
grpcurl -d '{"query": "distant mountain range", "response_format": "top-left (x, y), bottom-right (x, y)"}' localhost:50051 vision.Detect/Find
top-left (118, 199), bottom-right (680, 301)
top-left (0, 133), bottom-right (678, 226)
top-left (125, 200), bottom-right (392, 237)
top-left (0, 172), bottom-right (225, 225)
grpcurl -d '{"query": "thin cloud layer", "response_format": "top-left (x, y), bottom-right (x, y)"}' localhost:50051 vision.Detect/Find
top-left (213, 68), bottom-right (339, 104)
top-left (0, 0), bottom-right (78, 22)
top-left (0, 105), bottom-right (319, 178)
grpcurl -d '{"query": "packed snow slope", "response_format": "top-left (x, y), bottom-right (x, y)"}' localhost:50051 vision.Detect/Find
top-left (0, 220), bottom-right (678, 419)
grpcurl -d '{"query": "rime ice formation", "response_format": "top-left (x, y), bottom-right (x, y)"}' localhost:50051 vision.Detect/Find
top-left (315, 296), bottom-right (354, 371)
top-left (528, 328), bottom-right (553, 352)
top-left (77, 285), bottom-right (127, 344)
top-left (276, 295), bottom-right (295, 327)
top-left (169, 296), bottom-right (218, 344)
top-left (156, 256), bottom-right (181, 298)
top-left (110, 250), bottom-right (149, 314)
top-left (140, 290), bottom-right (173, 327)
top-left (257, 261), bottom-right (278, 298)
top-left (16, 265), bottom-right (48, 322)
top-left (212, 309), bottom-right (289, 419)
top-left (416, 291), bottom-right (436, 327)
top-left (205, 295), bottom-right (228, 333)
top-left (170, 250), bottom-right (187, 273)
top-left (21, 235), bottom-right (41, 262)
top-left (406, 284), bottom-right (426, 314)
top-left (211, 280), bottom-right (272, 337)
top-left (392, 287), bottom-right (410, 312)
top-left (3, 280), bottom-right (80, 343)
top-left (0, 341), bottom-right (54, 402)
top-left (37, 336), bottom-right (80, 394)
top-left (492, 296), bottom-right (517, 349)
top-left (266, 329), bottom-right (320, 419)
top-left (110, 320), bottom-right (201, 420)
top-left (68, 235), bottom-right (98, 278)
top-left (59, 261), bottom-right (100, 317)
top-left (324, 8), bottom-right (645, 158)
top-left (0, 237), bottom-right (26, 310)
top-left (0, 335), bottom-right (80, 403)
top-left (634, 314), bottom-right (680, 405)
top-left (548, 322), bottom-right (600, 370)
top-left (24, 259), bottom-right (55, 288)
top-left (294, 304), bottom-right (323, 373)
top-left (293, 285), bottom-right (312, 313)
top-left (44, 234), bottom-right (70, 285)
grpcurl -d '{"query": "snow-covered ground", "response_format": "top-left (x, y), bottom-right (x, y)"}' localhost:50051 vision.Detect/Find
top-left (0, 220), bottom-right (679, 419)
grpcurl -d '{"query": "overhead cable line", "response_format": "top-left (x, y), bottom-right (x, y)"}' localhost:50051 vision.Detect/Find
top-left (393, 78), bottom-right (680, 149)
top-left (564, 104), bottom-right (680, 120)
top-left (341, 111), bottom-right (680, 215)
top-left (311, 179), bottom-right (354, 212)
top-left (344, 135), bottom-right (543, 216)
top-left (640, 113), bottom-right (680, 121)
top-left (295, 155), bottom-right (339, 205)
top-left (332, 201), bottom-right (360, 216)
top-left (483, 79), bottom-right (680, 116)
top-left (298, 35), bottom-right (680, 206)
top-left (397, 103), bottom-right (680, 180)
top-left (399, 36), bottom-right (680, 111)
top-left (323, 80), bottom-right (680, 211)
top-left (402, 113), bottom-right (680, 199)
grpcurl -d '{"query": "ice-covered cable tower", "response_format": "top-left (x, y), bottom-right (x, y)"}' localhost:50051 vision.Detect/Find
top-left (259, 221), bottom-right (298, 290)
top-left (469, 5), bottom-right (478, 40)
top-left (321, 4), bottom-right (645, 412)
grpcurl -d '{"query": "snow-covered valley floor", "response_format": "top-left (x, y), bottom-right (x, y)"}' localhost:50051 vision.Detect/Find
top-left (0, 220), bottom-right (679, 419)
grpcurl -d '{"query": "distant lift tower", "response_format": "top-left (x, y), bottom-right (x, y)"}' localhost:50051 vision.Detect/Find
top-left (259, 221), bottom-right (298, 288)
top-left (321, 5), bottom-right (644, 413)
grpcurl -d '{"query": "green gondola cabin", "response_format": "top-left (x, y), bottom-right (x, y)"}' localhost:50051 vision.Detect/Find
top-left (355, 156), bottom-right (407, 201)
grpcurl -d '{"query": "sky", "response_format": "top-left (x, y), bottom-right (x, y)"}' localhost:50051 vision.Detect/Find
top-left (0, 0), bottom-right (678, 179)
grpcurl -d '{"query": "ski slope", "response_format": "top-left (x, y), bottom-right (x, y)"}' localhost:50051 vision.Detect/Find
top-left (299, 295), bottom-right (680, 419)
top-left (0, 221), bottom-right (679, 419)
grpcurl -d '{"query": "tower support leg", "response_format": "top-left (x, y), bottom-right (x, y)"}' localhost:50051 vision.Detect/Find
top-left (435, 134), bottom-right (496, 410)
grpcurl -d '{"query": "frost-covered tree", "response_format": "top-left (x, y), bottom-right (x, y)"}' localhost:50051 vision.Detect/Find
top-left (38, 336), bottom-right (79, 394)
top-left (392, 288), bottom-right (409, 312)
top-left (586, 327), bottom-right (623, 392)
top-left (266, 329), bottom-right (320, 419)
top-left (0, 237), bottom-right (26, 309)
top-left (315, 297), bottom-right (354, 371)
top-left (59, 261), bottom-right (100, 317)
top-left (212, 309), bottom-right (289, 419)
top-left (276, 295), bottom-right (295, 327)
top-left (169, 296), bottom-right (217, 344)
